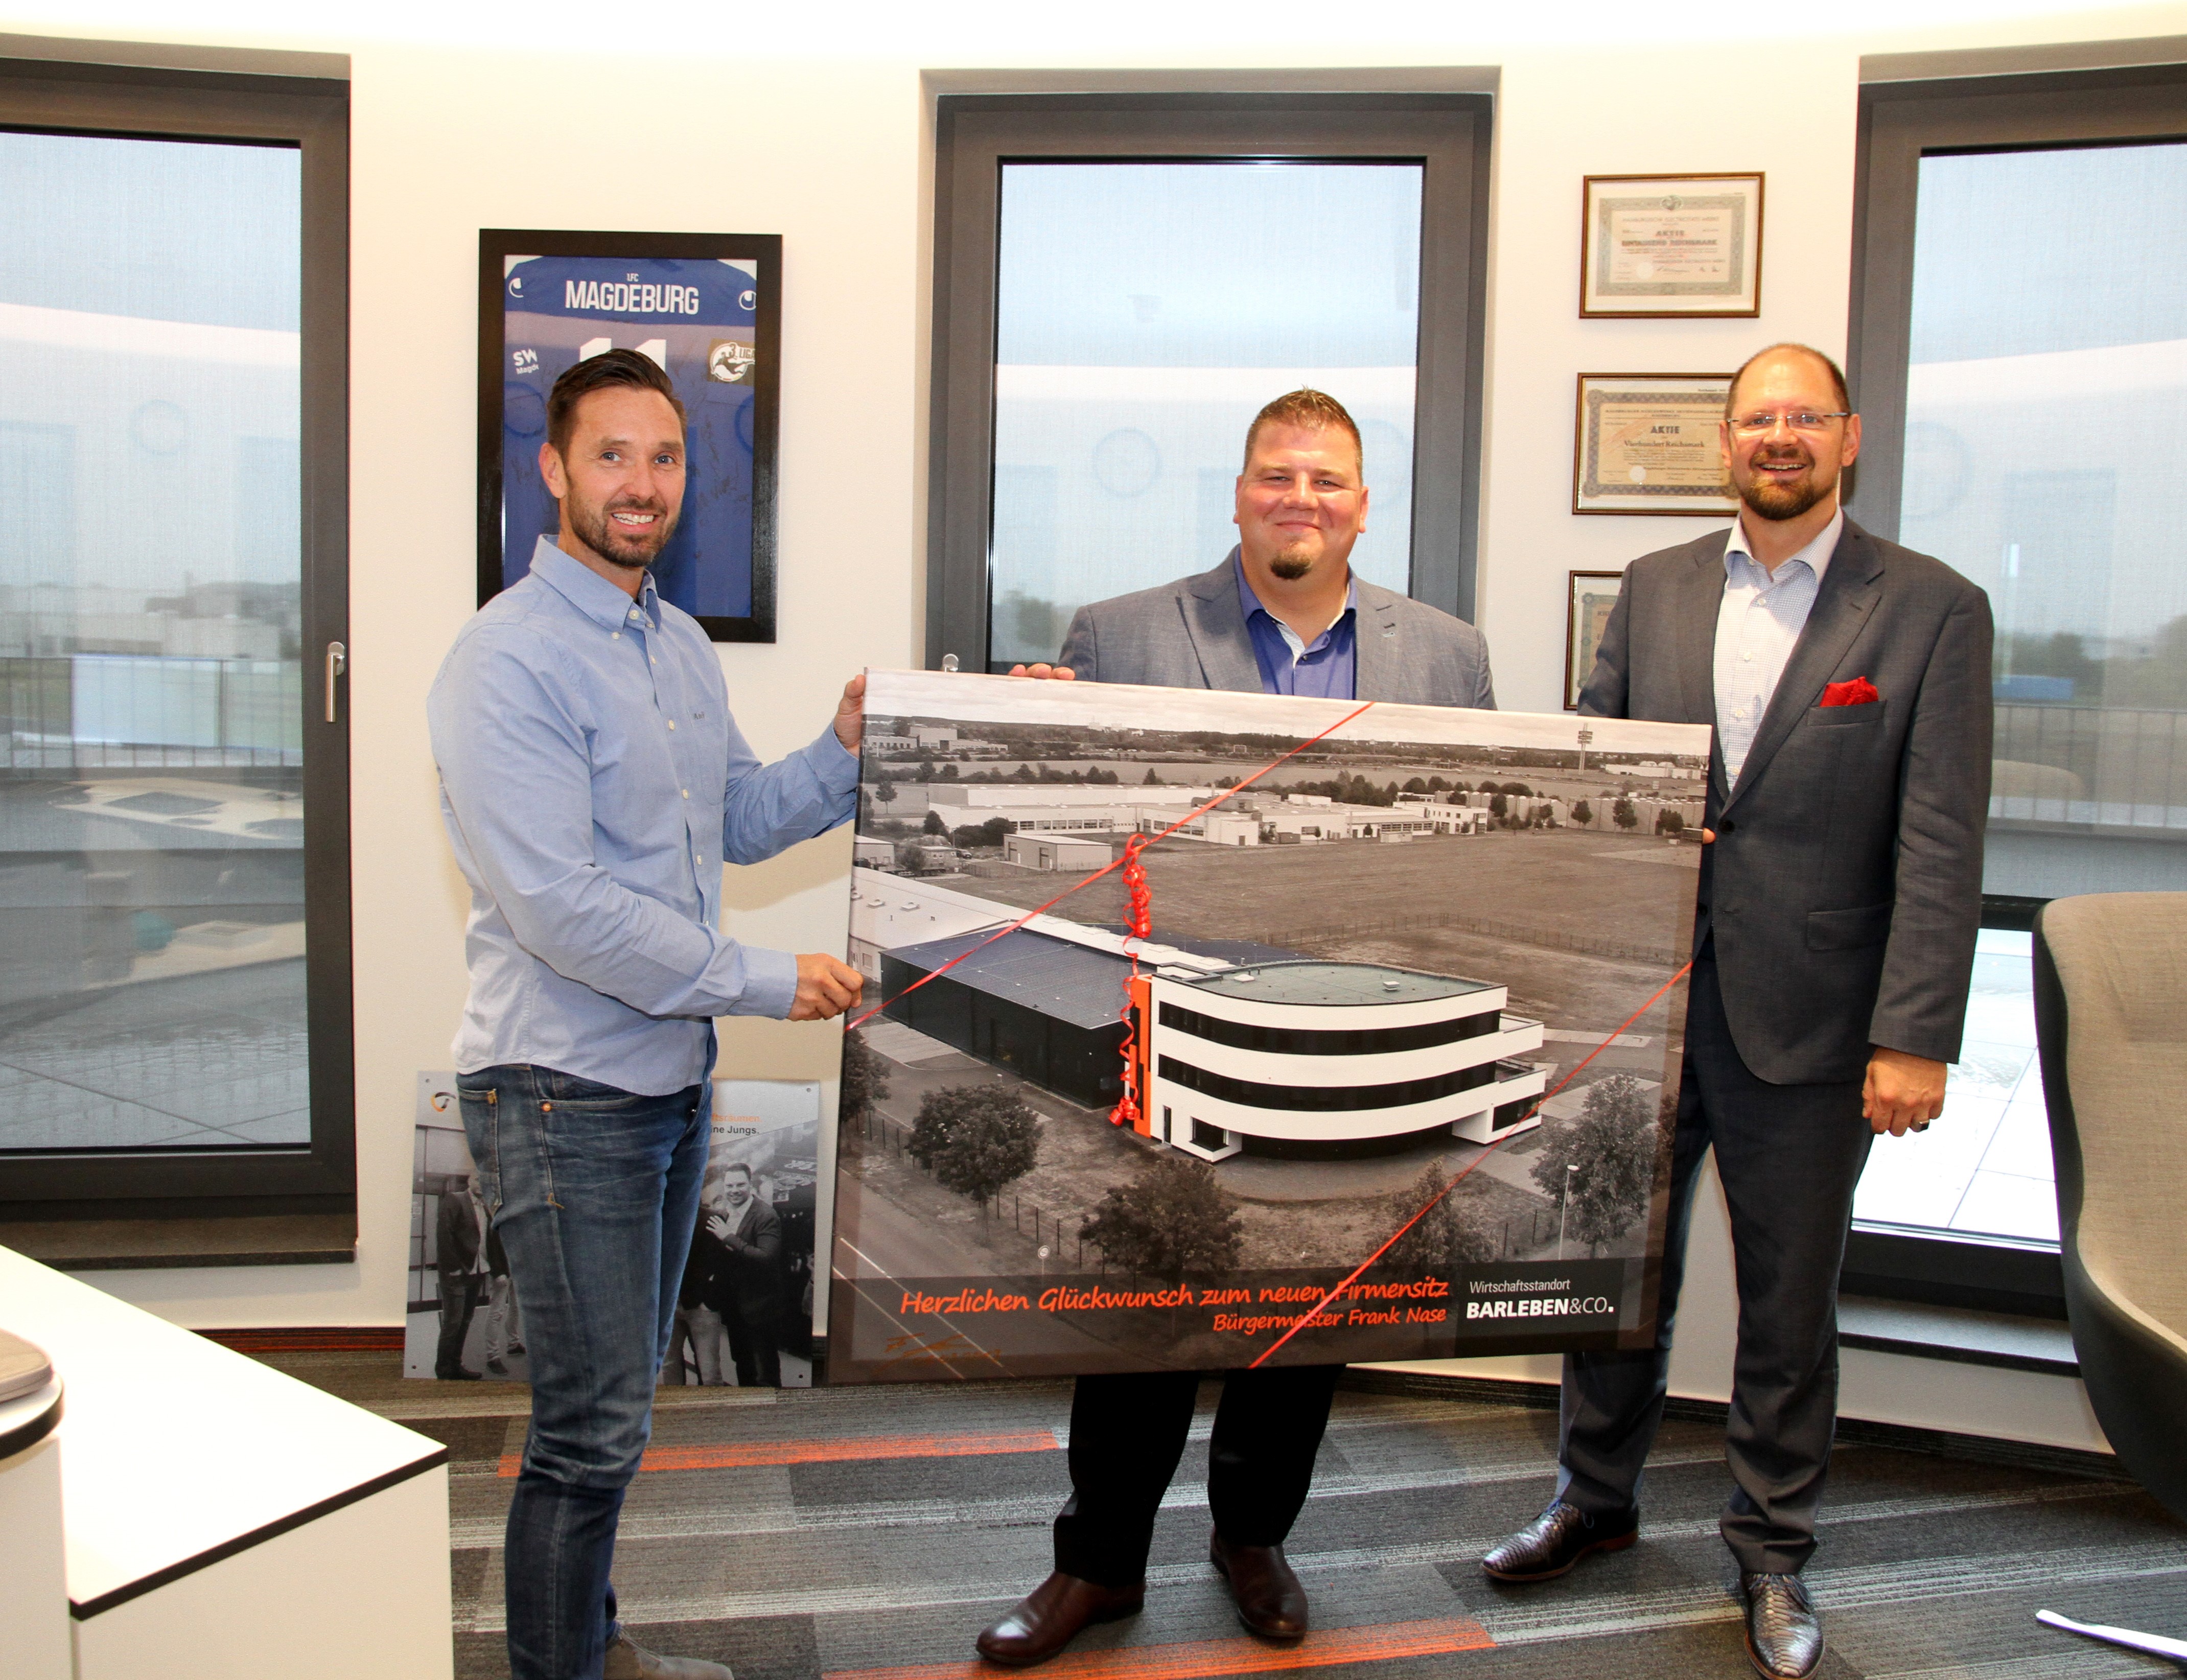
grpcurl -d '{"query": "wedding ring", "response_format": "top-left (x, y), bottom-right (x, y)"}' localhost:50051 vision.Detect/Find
top-left (1910, 1119), bottom-right (1931, 1133)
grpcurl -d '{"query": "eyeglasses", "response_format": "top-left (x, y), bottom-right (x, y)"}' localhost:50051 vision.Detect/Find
top-left (1728, 410), bottom-right (1851, 436)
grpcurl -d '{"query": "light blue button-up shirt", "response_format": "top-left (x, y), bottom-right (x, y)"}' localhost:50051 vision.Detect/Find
top-left (1713, 508), bottom-right (1843, 786)
top-left (429, 537), bottom-right (858, 1094)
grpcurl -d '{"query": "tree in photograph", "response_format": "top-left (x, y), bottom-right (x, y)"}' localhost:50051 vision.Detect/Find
top-left (918, 759), bottom-right (936, 780)
top-left (839, 1030), bottom-right (890, 1126)
top-left (908, 1085), bottom-right (1040, 1210)
top-left (1656, 809), bottom-right (1685, 837)
top-left (1529, 1074), bottom-right (1659, 1255)
top-left (894, 838), bottom-right (928, 871)
top-left (1012, 762), bottom-right (1038, 782)
top-left (870, 779), bottom-right (896, 807)
top-left (1427, 775), bottom-right (1449, 792)
top-left (1613, 797), bottom-right (1638, 831)
top-left (939, 762), bottom-right (959, 780)
top-left (1143, 767), bottom-right (1164, 785)
top-left (1572, 798), bottom-right (1593, 828)
top-left (1499, 781), bottom-right (1533, 798)
top-left (1080, 1154), bottom-right (1242, 1284)
top-left (1489, 792), bottom-right (1508, 820)
top-left (1478, 779), bottom-right (1499, 794)
top-left (1404, 776), bottom-right (1429, 795)
top-left (923, 809), bottom-right (950, 836)
top-left (1378, 1165), bottom-right (1498, 1275)
top-left (952, 816), bottom-right (1011, 851)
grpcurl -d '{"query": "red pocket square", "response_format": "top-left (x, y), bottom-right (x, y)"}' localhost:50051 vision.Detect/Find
top-left (1821, 678), bottom-right (1880, 707)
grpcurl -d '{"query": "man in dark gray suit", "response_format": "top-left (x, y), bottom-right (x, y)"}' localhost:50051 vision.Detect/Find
top-left (980, 389), bottom-right (1495, 1667)
top-left (1480, 344), bottom-right (1992, 1680)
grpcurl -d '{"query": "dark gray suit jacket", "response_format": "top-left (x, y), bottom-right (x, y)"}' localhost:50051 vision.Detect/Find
top-left (1580, 517), bottom-right (1992, 1084)
top-left (1056, 553), bottom-right (1496, 708)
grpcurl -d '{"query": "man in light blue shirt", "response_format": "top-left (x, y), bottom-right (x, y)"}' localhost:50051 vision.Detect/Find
top-left (430, 348), bottom-right (864, 1680)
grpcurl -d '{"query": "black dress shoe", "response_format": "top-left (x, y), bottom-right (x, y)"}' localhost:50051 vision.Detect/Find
top-left (976, 1572), bottom-right (1144, 1667)
top-left (436, 1367), bottom-right (485, 1382)
top-left (1740, 1572), bottom-right (1822, 1678)
top-left (1209, 1531), bottom-right (1308, 1640)
top-left (1480, 1499), bottom-right (1638, 1581)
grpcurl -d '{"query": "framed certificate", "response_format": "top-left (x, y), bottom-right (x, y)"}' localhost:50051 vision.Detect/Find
top-left (478, 229), bottom-right (780, 641)
top-left (1580, 173), bottom-right (1763, 317)
top-left (1573, 373), bottom-right (1738, 516)
top-left (1566, 571), bottom-right (1624, 711)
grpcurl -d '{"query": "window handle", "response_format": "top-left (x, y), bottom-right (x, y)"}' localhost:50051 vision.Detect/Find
top-left (325, 640), bottom-right (347, 724)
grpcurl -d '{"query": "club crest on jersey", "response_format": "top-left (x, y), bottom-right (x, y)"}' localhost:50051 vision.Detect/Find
top-left (708, 340), bottom-right (756, 383)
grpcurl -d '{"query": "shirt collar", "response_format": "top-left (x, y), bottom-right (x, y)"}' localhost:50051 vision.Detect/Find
top-left (1232, 549), bottom-right (1357, 641)
top-left (525, 534), bottom-right (658, 631)
top-left (1724, 505), bottom-right (1843, 587)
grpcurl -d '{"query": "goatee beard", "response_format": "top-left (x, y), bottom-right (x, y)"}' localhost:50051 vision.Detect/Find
top-left (1269, 546), bottom-right (1315, 581)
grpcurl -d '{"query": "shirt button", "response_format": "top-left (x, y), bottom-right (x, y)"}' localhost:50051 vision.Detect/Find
top-left (667, 720), bottom-right (676, 731)
top-left (681, 788), bottom-right (690, 799)
top-left (1742, 651), bottom-right (1752, 661)
top-left (612, 631), bottom-right (620, 639)
top-left (1734, 709), bottom-right (1748, 720)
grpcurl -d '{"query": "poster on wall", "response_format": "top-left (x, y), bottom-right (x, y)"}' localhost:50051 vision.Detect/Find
top-left (477, 229), bottom-right (780, 642)
top-left (406, 1074), bottom-right (820, 1386)
top-left (827, 670), bottom-right (1712, 1385)
top-left (1572, 373), bottom-right (1737, 516)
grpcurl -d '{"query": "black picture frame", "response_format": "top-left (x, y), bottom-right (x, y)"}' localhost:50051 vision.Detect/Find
top-left (477, 228), bottom-right (780, 642)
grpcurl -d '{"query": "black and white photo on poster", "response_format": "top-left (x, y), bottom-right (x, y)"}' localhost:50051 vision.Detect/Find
top-left (830, 671), bottom-right (1711, 1384)
top-left (405, 1074), bottom-right (819, 1386)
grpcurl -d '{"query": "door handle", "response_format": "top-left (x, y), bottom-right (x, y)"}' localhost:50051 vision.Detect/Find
top-left (325, 640), bottom-right (347, 724)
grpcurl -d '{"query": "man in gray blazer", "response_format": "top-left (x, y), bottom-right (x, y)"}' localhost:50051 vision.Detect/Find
top-left (1480, 344), bottom-right (1992, 1680)
top-left (980, 389), bottom-right (1495, 1668)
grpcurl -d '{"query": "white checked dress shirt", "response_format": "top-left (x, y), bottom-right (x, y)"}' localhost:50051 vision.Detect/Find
top-left (1714, 508), bottom-right (1844, 785)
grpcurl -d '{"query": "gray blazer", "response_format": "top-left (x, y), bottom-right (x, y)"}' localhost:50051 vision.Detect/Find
top-left (1056, 553), bottom-right (1496, 709)
top-left (1581, 518), bottom-right (1993, 1084)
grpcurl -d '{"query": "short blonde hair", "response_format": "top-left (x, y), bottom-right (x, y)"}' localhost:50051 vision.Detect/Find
top-left (1243, 388), bottom-right (1363, 473)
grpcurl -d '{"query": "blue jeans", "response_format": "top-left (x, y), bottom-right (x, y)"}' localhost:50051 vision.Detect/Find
top-left (458, 1065), bottom-right (710, 1680)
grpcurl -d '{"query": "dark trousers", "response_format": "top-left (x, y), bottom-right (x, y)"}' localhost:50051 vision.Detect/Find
top-left (1557, 942), bottom-right (1872, 1574)
top-left (723, 1298), bottom-right (781, 1387)
top-left (1054, 1363), bottom-right (1341, 1589)
top-left (435, 1271), bottom-right (482, 1377)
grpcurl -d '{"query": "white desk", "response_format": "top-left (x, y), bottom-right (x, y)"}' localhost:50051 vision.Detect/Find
top-left (0, 1246), bottom-right (452, 1679)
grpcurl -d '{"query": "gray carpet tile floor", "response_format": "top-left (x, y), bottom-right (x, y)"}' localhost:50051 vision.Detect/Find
top-left (264, 1352), bottom-right (2187, 1680)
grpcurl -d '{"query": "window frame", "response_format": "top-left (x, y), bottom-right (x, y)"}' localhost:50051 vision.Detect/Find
top-left (0, 46), bottom-right (353, 1220)
top-left (1842, 58), bottom-right (2187, 1312)
top-left (926, 92), bottom-right (1493, 674)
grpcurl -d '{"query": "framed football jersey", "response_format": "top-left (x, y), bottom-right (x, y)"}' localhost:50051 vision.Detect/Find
top-left (478, 229), bottom-right (780, 641)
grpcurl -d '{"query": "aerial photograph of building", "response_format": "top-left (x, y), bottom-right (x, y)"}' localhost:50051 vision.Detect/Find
top-left (829, 671), bottom-right (1710, 1381)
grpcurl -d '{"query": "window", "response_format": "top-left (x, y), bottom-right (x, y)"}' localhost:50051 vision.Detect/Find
top-left (1845, 59), bottom-right (2187, 1309)
top-left (0, 48), bottom-right (351, 1218)
top-left (928, 95), bottom-right (1492, 672)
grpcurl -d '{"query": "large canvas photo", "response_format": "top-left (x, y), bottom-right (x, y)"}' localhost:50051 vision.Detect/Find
top-left (828, 671), bottom-right (1711, 1383)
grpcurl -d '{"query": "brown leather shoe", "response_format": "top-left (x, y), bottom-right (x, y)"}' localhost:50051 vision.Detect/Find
top-left (975, 1572), bottom-right (1144, 1667)
top-left (1209, 1531), bottom-right (1309, 1640)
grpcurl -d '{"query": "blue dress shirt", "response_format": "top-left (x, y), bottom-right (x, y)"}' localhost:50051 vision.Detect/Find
top-left (1714, 508), bottom-right (1842, 785)
top-left (1234, 550), bottom-right (1359, 698)
top-left (429, 537), bottom-right (858, 1094)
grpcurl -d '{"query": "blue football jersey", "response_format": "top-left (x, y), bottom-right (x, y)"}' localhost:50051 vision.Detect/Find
top-left (501, 255), bottom-right (760, 620)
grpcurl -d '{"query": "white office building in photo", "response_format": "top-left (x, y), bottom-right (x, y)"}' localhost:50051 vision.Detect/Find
top-left (1146, 960), bottom-right (1546, 1160)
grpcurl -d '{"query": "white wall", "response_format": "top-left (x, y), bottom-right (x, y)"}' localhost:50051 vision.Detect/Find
top-left (10, 0), bottom-right (2174, 1449)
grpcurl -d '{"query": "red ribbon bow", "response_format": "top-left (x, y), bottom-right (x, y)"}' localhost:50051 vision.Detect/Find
top-left (1821, 677), bottom-right (1879, 707)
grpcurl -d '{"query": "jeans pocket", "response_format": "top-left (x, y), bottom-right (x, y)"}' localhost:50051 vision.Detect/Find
top-left (543, 1069), bottom-right (647, 1111)
top-left (455, 1079), bottom-right (503, 1210)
